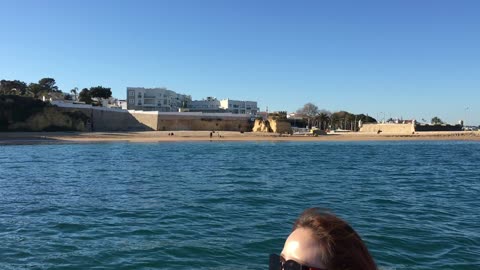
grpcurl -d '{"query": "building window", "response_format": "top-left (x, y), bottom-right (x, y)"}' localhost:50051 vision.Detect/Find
top-left (129, 91), bottom-right (135, 97)
top-left (138, 101), bottom-right (142, 105)
top-left (129, 98), bottom-right (134, 104)
top-left (138, 93), bottom-right (142, 98)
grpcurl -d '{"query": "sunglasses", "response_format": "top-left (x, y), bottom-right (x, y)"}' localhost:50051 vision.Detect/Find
top-left (269, 254), bottom-right (326, 270)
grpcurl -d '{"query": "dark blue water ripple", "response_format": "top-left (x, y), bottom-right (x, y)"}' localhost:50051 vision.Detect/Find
top-left (1, 141), bottom-right (479, 269)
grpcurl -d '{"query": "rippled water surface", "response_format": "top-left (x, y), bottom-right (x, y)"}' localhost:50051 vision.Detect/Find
top-left (1, 141), bottom-right (479, 269)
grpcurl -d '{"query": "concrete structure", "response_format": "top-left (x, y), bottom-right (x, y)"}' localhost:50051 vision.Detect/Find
top-left (118, 100), bottom-right (128, 110)
top-left (188, 97), bottom-right (224, 112)
top-left (187, 97), bottom-right (258, 115)
top-left (219, 99), bottom-right (258, 115)
top-left (126, 87), bottom-right (192, 112)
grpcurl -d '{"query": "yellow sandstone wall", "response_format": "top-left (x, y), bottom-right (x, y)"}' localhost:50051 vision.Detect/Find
top-left (359, 123), bottom-right (415, 134)
top-left (252, 119), bottom-right (272, 132)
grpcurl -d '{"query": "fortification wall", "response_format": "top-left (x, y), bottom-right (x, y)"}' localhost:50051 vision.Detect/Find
top-left (415, 124), bottom-right (463, 132)
top-left (359, 123), bottom-right (415, 134)
top-left (157, 114), bottom-right (251, 131)
top-left (58, 108), bottom-right (155, 131)
top-left (93, 110), bottom-right (155, 131)
top-left (57, 107), bottom-right (251, 131)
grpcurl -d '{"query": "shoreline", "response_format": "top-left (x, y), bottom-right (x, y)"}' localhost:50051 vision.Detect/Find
top-left (1, 131), bottom-right (480, 145)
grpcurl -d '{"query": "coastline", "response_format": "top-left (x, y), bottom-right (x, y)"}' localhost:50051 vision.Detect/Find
top-left (1, 131), bottom-right (480, 145)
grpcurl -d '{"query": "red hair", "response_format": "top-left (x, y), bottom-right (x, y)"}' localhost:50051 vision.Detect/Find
top-left (293, 208), bottom-right (377, 270)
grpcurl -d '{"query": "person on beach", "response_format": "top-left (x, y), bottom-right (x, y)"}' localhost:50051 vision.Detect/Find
top-left (269, 208), bottom-right (377, 270)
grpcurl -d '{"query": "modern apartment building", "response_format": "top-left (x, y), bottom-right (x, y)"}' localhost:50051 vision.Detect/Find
top-left (189, 97), bottom-right (258, 115)
top-left (126, 87), bottom-right (192, 112)
top-left (188, 97), bottom-right (224, 112)
top-left (219, 99), bottom-right (258, 115)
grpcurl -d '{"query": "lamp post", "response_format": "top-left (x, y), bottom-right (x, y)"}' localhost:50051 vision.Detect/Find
top-left (465, 107), bottom-right (469, 127)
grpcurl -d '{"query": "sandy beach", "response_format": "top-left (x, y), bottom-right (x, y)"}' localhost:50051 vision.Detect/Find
top-left (1, 130), bottom-right (479, 145)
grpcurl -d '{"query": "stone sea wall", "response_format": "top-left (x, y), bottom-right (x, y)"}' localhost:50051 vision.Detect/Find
top-left (2, 97), bottom-right (265, 132)
top-left (58, 107), bottom-right (252, 132)
top-left (360, 123), bottom-right (464, 134)
top-left (415, 124), bottom-right (463, 132)
top-left (359, 123), bottom-right (415, 134)
top-left (157, 115), bottom-right (251, 131)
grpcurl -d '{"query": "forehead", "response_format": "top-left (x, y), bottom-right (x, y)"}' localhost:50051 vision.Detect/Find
top-left (281, 228), bottom-right (324, 268)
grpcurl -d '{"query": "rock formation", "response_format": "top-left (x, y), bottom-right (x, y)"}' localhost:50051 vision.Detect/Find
top-left (1, 95), bottom-right (89, 131)
top-left (252, 118), bottom-right (292, 134)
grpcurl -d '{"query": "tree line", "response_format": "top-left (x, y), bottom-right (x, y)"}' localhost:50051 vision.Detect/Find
top-left (0, 78), bottom-right (112, 105)
top-left (296, 102), bottom-right (377, 131)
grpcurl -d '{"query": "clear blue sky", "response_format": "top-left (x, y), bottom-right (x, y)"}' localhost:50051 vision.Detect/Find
top-left (1, 0), bottom-right (479, 124)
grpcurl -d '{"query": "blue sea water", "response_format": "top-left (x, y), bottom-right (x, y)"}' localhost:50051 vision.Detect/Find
top-left (0, 141), bottom-right (479, 270)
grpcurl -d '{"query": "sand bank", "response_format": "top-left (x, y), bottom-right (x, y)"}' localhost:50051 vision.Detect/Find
top-left (1, 131), bottom-right (479, 145)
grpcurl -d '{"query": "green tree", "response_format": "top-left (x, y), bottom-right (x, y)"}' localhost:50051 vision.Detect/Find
top-left (356, 114), bottom-right (377, 124)
top-left (27, 83), bottom-right (43, 98)
top-left (329, 111), bottom-right (376, 131)
top-left (89, 86), bottom-right (112, 100)
top-left (316, 112), bottom-right (331, 130)
top-left (431, 116), bottom-right (444, 125)
top-left (78, 88), bottom-right (92, 104)
top-left (331, 111), bottom-right (353, 130)
top-left (28, 78), bottom-right (61, 98)
top-left (0, 80), bottom-right (28, 95)
top-left (38, 78), bottom-right (59, 92)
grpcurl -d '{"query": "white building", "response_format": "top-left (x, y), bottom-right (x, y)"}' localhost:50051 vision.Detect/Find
top-left (188, 97), bottom-right (224, 112)
top-left (126, 87), bottom-right (192, 112)
top-left (188, 97), bottom-right (258, 115)
top-left (118, 100), bottom-right (128, 110)
top-left (219, 99), bottom-right (258, 115)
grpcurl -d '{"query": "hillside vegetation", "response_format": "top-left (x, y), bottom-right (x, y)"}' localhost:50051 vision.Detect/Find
top-left (0, 95), bottom-right (89, 131)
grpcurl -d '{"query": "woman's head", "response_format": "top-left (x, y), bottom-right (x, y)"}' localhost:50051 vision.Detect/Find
top-left (275, 208), bottom-right (377, 270)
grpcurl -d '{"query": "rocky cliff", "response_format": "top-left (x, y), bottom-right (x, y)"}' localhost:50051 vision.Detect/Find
top-left (0, 95), bottom-right (89, 131)
top-left (252, 118), bottom-right (292, 134)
